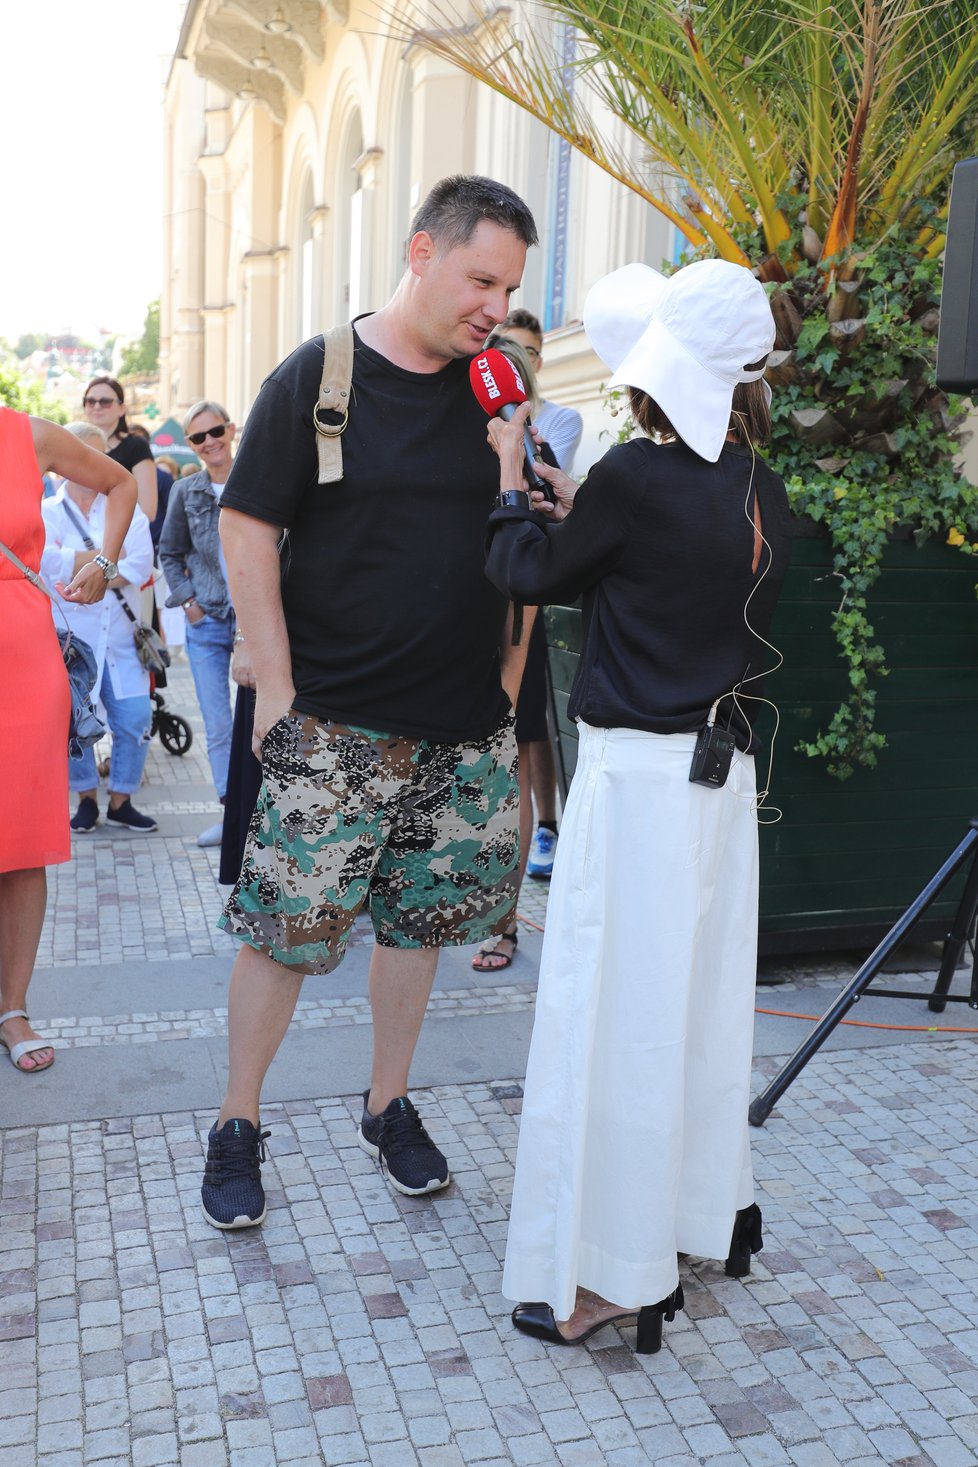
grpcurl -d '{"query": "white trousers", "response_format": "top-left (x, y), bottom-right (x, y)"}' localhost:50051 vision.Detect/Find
top-left (502, 722), bottom-right (759, 1319)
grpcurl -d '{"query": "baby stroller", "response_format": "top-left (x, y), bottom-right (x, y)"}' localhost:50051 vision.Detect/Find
top-left (150, 664), bottom-right (193, 755)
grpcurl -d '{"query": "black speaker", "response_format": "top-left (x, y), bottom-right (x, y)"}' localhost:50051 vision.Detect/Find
top-left (936, 157), bottom-right (978, 395)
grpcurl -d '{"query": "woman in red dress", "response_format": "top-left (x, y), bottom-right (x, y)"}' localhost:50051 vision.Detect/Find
top-left (0, 409), bottom-right (135, 1072)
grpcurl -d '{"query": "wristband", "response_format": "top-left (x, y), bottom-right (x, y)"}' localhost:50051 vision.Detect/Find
top-left (497, 489), bottom-right (532, 510)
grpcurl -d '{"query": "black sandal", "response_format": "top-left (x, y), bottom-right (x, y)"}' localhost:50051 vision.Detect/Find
top-left (725, 1203), bottom-right (763, 1277)
top-left (512, 1284), bottom-right (685, 1354)
top-left (471, 927), bottom-right (518, 971)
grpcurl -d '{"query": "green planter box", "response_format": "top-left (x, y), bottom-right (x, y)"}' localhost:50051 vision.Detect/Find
top-left (544, 532), bottom-right (978, 952)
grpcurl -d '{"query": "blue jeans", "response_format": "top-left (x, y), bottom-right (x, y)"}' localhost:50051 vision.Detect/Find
top-left (69, 675), bottom-right (152, 795)
top-left (185, 612), bottom-right (234, 798)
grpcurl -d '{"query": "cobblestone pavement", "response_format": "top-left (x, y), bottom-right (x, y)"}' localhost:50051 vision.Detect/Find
top-left (6, 659), bottom-right (978, 1466)
top-left (5, 1045), bottom-right (978, 1467)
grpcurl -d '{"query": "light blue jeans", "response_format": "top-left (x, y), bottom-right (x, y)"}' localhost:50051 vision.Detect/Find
top-left (185, 612), bottom-right (235, 799)
top-left (69, 674), bottom-right (152, 795)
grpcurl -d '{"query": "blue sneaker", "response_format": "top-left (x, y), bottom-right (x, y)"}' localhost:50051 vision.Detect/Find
top-left (358, 1093), bottom-right (449, 1196)
top-left (201, 1117), bottom-right (270, 1229)
top-left (527, 826), bottom-right (557, 879)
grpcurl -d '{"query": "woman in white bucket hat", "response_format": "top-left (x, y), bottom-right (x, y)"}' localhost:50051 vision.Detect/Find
top-left (485, 258), bottom-right (793, 1352)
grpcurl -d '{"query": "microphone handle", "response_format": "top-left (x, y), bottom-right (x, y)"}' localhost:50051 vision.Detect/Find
top-left (498, 404), bottom-right (555, 502)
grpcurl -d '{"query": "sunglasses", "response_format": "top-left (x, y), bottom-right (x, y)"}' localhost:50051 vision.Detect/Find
top-left (187, 424), bottom-right (228, 445)
top-left (83, 396), bottom-right (119, 409)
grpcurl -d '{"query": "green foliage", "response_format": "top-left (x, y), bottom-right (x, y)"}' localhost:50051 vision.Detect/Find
top-left (119, 300), bottom-right (160, 378)
top-left (599, 219), bottom-right (978, 778)
top-left (15, 331), bottom-right (47, 359)
top-left (764, 221), bottom-right (978, 777)
top-left (0, 364), bottom-right (69, 423)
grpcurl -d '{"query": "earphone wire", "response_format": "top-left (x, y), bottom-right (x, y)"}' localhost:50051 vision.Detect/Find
top-left (720, 412), bottom-right (783, 825)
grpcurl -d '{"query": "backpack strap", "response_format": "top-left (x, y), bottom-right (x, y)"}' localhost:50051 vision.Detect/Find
top-left (314, 322), bottom-right (354, 483)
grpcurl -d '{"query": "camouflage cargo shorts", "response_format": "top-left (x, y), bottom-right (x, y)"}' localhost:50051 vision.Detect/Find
top-left (219, 710), bottom-right (520, 975)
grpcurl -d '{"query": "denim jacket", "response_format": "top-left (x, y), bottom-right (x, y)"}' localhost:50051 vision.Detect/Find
top-left (159, 470), bottom-right (232, 618)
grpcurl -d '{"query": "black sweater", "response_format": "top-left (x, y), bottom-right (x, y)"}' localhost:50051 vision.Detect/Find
top-left (485, 437), bottom-right (793, 753)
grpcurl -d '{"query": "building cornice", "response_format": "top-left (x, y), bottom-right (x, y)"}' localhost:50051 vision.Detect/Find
top-left (173, 1), bottom-right (327, 118)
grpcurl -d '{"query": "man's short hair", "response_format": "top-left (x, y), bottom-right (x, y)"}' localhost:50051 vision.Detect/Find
top-left (410, 175), bottom-right (538, 252)
top-left (183, 400), bottom-right (231, 433)
top-left (502, 308), bottom-right (542, 339)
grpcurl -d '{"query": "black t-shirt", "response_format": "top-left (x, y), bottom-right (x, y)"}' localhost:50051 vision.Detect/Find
top-left (220, 326), bottom-right (511, 742)
top-left (108, 433), bottom-right (155, 473)
top-left (149, 467), bottom-right (174, 549)
top-left (485, 437), bottom-right (793, 752)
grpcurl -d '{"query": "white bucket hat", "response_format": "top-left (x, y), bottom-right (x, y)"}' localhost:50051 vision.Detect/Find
top-left (584, 259), bottom-right (776, 462)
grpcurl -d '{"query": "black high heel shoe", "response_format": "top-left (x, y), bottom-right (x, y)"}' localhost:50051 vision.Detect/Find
top-left (512, 1282), bottom-right (684, 1355)
top-left (725, 1203), bottom-right (763, 1277)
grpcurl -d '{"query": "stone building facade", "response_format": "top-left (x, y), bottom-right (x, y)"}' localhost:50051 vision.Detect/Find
top-left (160, 0), bottom-right (676, 470)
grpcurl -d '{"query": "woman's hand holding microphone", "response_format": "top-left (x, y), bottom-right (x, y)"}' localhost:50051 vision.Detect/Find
top-left (487, 402), bottom-right (578, 521)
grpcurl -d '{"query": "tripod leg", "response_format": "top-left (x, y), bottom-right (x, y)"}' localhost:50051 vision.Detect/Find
top-left (750, 825), bottom-right (978, 1127)
top-left (928, 850), bottom-right (978, 1012)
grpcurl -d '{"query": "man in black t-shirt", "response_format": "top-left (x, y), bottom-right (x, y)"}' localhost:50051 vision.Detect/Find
top-left (200, 175), bottom-right (539, 1230)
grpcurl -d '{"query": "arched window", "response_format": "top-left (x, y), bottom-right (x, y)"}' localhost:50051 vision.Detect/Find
top-left (390, 82), bottom-right (414, 295)
top-left (336, 113), bottom-right (364, 321)
top-left (297, 171), bottom-right (315, 340)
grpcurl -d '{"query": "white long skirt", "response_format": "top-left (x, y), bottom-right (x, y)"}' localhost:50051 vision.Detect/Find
top-left (502, 722), bottom-right (759, 1320)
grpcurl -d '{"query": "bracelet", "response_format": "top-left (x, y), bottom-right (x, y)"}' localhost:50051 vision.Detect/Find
top-left (234, 632), bottom-right (245, 645)
top-left (184, 597), bottom-right (197, 607)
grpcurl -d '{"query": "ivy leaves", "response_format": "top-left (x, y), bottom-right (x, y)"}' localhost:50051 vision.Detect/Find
top-left (766, 223), bottom-right (978, 778)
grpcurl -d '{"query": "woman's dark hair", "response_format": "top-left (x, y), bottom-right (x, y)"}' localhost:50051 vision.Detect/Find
top-left (84, 375), bottom-right (129, 435)
top-left (628, 390), bottom-right (675, 440)
top-left (410, 175), bottom-right (538, 252)
top-left (629, 371), bottom-right (771, 448)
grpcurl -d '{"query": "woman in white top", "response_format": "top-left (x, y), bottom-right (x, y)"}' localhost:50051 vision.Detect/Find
top-left (42, 423), bottom-right (157, 833)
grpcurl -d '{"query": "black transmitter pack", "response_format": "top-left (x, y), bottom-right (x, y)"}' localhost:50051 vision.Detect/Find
top-left (689, 723), bottom-right (737, 789)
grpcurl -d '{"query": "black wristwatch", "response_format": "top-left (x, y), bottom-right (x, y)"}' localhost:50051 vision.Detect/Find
top-left (497, 489), bottom-right (532, 510)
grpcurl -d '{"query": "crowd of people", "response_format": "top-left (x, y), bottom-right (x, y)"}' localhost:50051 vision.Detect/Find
top-left (0, 173), bottom-right (788, 1356)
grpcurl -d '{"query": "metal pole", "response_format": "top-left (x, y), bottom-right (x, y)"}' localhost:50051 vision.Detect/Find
top-left (749, 823), bottom-right (978, 1127)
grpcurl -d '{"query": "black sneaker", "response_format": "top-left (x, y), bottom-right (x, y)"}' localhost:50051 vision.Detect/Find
top-left (70, 797), bottom-right (99, 833)
top-left (201, 1117), bottom-right (270, 1229)
top-left (106, 798), bottom-right (158, 832)
top-left (358, 1092), bottom-right (450, 1196)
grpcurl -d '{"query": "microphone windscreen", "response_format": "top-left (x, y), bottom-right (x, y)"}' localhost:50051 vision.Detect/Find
top-left (469, 348), bottom-right (528, 416)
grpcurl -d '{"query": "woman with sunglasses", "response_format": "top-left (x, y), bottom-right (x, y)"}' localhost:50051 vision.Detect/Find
top-left (158, 401), bottom-right (237, 847)
top-left (83, 377), bottom-right (157, 522)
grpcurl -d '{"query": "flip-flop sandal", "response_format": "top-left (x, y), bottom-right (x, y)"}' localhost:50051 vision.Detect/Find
top-left (0, 1009), bottom-right (56, 1073)
top-left (471, 928), bottom-right (519, 972)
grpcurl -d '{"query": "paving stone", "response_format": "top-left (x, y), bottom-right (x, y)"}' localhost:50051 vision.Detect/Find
top-left (12, 710), bottom-right (978, 1467)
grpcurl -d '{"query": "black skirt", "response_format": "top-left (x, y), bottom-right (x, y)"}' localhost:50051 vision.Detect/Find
top-left (514, 614), bottom-right (549, 745)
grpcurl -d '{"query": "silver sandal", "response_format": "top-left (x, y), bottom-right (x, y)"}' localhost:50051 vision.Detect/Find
top-left (0, 1009), bottom-right (55, 1073)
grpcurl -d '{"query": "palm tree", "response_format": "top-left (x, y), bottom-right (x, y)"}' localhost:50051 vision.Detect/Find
top-left (393, 0), bottom-right (976, 269)
top-left (389, 0), bottom-right (978, 774)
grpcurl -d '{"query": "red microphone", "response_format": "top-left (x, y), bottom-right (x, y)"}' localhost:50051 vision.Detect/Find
top-left (469, 348), bottom-right (551, 498)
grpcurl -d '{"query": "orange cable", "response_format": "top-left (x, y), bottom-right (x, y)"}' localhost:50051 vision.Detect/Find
top-left (754, 1006), bottom-right (978, 1034)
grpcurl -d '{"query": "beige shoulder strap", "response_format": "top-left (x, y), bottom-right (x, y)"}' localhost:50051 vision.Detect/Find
top-left (314, 322), bottom-right (354, 483)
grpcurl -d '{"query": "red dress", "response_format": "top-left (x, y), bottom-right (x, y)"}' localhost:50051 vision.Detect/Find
top-left (0, 407), bottom-right (70, 871)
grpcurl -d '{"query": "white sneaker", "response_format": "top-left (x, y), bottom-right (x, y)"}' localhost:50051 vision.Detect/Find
top-left (197, 820), bottom-right (224, 848)
top-left (527, 826), bottom-right (558, 878)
